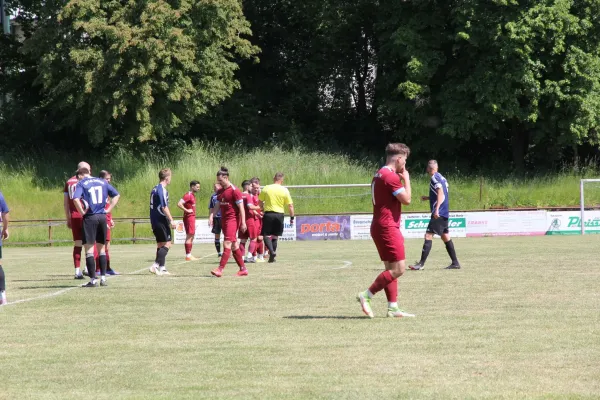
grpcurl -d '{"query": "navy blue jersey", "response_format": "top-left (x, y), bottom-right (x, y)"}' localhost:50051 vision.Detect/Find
top-left (150, 183), bottom-right (170, 224)
top-left (0, 191), bottom-right (9, 246)
top-left (73, 177), bottom-right (119, 216)
top-left (209, 193), bottom-right (222, 218)
top-left (429, 172), bottom-right (450, 218)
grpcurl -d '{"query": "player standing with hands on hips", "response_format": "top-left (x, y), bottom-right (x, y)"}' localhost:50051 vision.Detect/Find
top-left (409, 160), bottom-right (461, 270)
top-left (357, 143), bottom-right (415, 318)
top-left (72, 167), bottom-right (120, 287)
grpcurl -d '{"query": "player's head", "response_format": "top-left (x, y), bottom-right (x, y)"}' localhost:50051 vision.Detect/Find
top-left (385, 143), bottom-right (410, 173)
top-left (426, 160), bottom-right (438, 176)
top-left (216, 167), bottom-right (230, 186)
top-left (159, 168), bottom-right (172, 184)
top-left (213, 182), bottom-right (221, 193)
top-left (250, 177), bottom-right (261, 194)
top-left (189, 180), bottom-right (200, 193)
top-left (273, 172), bottom-right (284, 184)
top-left (77, 161), bottom-right (91, 174)
top-left (99, 170), bottom-right (112, 182)
top-left (77, 166), bottom-right (91, 177)
top-left (241, 180), bottom-right (251, 192)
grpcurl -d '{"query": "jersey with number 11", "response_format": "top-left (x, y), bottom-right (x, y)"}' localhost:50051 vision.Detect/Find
top-left (73, 177), bottom-right (119, 216)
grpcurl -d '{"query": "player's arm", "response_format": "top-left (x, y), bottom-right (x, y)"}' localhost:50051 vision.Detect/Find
top-left (105, 185), bottom-right (120, 214)
top-left (72, 183), bottom-right (86, 215)
top-left (396, 170), bottom-right (411, 205)
top-left (433, 187), bottom-right (445, 218)
top-left (177, 198), bottom-right (192, 214)
top-left (236, 199), bottom-right (247, 232)
top-left (1, 212), bottom-right (8, 240)
top-left (63, 192), bottom-right (72, 228)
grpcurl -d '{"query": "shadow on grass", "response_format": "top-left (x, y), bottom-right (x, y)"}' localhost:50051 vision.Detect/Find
top-left (283, 315), bottom-right (368, 320)
top-left (18, 285), bottom-right (74, 290)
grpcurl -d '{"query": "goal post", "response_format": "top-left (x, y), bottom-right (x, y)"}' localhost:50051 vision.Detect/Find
top-left (580, 179), bottom-right (600, 235)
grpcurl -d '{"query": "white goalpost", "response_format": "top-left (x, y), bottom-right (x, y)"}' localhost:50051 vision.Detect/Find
top-left (579, 179), bottom-right (600, 235)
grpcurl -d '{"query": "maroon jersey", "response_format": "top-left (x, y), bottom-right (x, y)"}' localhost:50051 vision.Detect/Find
top-left (217, 184), bottom-right (243, 221)
top-left (251, 194), bottom-right (261, 220)
top-left (180, 191), bottom-right (196, 217)
top-left (63, 176), bottom-right (82, 218)
top-left (371, 166), bottom-right (405, 228)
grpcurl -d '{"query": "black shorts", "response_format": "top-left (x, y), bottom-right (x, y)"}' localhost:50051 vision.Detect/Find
top-left (82, 214), bottom-right (108, 245)
top-left (261, 212), bottom-right (285, 237)
top-left (211, 217), bottom-right (222, 235)
top-left (426, 216), bottom-right (449, 236)
top-left (152, 220), bottom-right (172, 243)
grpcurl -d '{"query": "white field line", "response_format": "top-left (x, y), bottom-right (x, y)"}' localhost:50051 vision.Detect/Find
top-left (3, 253), bottom-right (217, 307)
top-left (330, 261), bottom-right (353, 270)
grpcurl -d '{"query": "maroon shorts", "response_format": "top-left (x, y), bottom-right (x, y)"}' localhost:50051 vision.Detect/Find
top-left (106, 227), bottom-right (111, 242)
top-left (71, 217), bottom-right (83, 241)
top-left (256, 218), bottom-right (263, 238)
top-left (183, 215), bottom-right (196, 235)
top-left (222, 217), bottom-right (238, 242)
top-left (239, 219), bottom-right (259, 240)
top-left (371, 225), bottom-right (405, 262)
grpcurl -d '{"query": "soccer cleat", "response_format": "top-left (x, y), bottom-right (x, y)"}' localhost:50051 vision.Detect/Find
top-left (74, 274), bottom-right (85, 280)
top-left (185, 255), bottom-right (198, 261)
top-left (160, 270), bottom-right (171, 275)
top-left (82, 269), bottom-right (89, 277)
top-left (268, 253), bottom-right (276, 263)
top-left (211, 267), bottom-right (224, 277)
top-left (106, 269), bottom-right (120, 276)
top-left (217, 253), bottom-right (223, 257)
top-left (0, 291), bottom-right (6, 306)
top-left (445, 264), bottom-right (461, 269)
top-left (100, 280), bottom-right (108, 287)
top-left (149, 265), bottom-right (162, 276)
top-left (357, 291), bottom-right (374, 318)
top-left (81, 281), bottom-right (98, 288)
top-left (244, 257), bottom-right (256, 264)
top-left (236, 268), bottom-right (249, 277)
top-left (387, 307), bottom-right (415, 318)
top-left (409, 262), bottom-right (425, 271)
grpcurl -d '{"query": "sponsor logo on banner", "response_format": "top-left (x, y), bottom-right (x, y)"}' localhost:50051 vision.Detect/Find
top-left (280, 217), bottom-right (297, 241)
top-left (546, 211), bottom-right (600, 235)
top-left (297, 215), bottom-right (350, 240)
top-left (350, 215), bottom-right (372, 240)
top-left (402, 213), bottom-right (467, 238)
top-left (467, 211), bottom-right (546, 237)
top-left (173, 219), bottom-right (223, 244)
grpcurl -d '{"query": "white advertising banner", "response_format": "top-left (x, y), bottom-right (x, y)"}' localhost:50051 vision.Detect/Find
top-left (545, 211), bottom-right (600, 235)
top-left (280, 217), bottom-right (297, 241)
top-left (467, 210), bottom-right (547, 237)
top-left (350, 215), bottom-right (373, 240)
top-left (173, 219), bottom-right (215, 244)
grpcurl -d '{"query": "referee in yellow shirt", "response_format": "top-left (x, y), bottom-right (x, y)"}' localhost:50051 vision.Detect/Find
top-left (259, 172), bottom-right (295, 263)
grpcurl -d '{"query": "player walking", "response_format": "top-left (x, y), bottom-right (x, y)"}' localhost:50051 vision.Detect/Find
top-left (149, 169), bottom-right (176, 276)
top-left (0, 190), bottom-right (10, 305)
top-left (177, 180), bottom-right (201, 261)
top-left (72, 167), bottom-right (120, 287)
top-left (210, 167), bottom-right (248, 277)
top-left (258, 172), bottom-right (294, 263)
top-left (409, 160), bottom-right (461, 270)
top-left (357, 143), bottom-right (415, 318)
top-left (208, 183), bottom-right (223, 257)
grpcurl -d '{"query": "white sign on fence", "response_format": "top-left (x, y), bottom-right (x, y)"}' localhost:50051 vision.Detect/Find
top-left (545, 211), bottom-right (600, 235)
top-left (467, 210), bottom-right (547, 237)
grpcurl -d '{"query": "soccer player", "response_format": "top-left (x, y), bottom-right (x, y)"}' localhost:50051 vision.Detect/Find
top-left (238, 180), bottom-right (252, 258)
top-left (409, 160), bottom-right (461, 270)
top-left (258, 172), bottom-right (294, 263)
top-left (357, 143), bottom-right (415, 318)
top-left (239, 180), bottom-right (262, 263)
top-left (72, 167), bottom-right (120, 287)
top-left (99, 170), bottom-right (119, 275)
top-left (177, 180), bottom-right (201, 261)
top-left (250, 178), bottom-right (266, 262)
top-left (0, 190), bottom-right (10, 305)
top-left (208, 183), bottom-right (223, 256)
top-left (149, 168), bottom-right (176, 276)
top-left (210, 167), bottom-right (248, 277)
top-left (64, 161), bottom-right (92, 279)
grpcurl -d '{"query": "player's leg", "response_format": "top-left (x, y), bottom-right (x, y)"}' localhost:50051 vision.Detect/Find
top-left (230, 236), bottom-right (248, 275)
top-left (261, 213), bottom-right (276, 260)
top-left (441, 226), bottom-right (460, 269)
top-left (150, 222), bottom-right (170, 275)
top-left (212, 218), bottom-right (222, 256)
top-left (71, 217), bottom-right (84, 279)
top-left (184, 217), bottom-right (196, 261)
top-left (95, 216), bottom-right (109, 285)
top-left (410, 231), bottom-right (434, 271)
top-left (0, 245), bottom-right (6, 305)
top-left (81, 217), bottom-right (99, 287)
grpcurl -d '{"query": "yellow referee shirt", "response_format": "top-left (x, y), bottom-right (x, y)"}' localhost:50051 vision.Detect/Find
top-left (259, 184), bottom-right (293, 213)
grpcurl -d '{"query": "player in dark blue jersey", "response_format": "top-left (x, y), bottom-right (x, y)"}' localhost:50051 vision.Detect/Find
top-left (208, 182), bottom-right (223, 256)
top-left (72, 167), bottom-right (121, 286)
top-left (149, 168), bottom-right (176, 275)
top-left (0, 190), bottom-right (10, 305)
top-left (409, 160), bottom-right (461, 270)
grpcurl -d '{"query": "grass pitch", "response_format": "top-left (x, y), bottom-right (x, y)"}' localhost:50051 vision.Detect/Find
top-left (1, 236), bottom-right (599, 399)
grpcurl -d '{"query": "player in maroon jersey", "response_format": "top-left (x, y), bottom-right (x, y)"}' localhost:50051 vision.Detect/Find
top-left (99, 170), bottom-right (119, 275)
top-left (177, 180), bottom-right (201, 261)
top-left (210, 167), bottom-right (248, 277)
top-left (357, 143), bottom-right (415, 318)
top-left (250, 177), bottom-right (266, 262)
top-left (238, 180), bottom-right (262, 263)
top-left (63, 161), bottom-right (91, 279)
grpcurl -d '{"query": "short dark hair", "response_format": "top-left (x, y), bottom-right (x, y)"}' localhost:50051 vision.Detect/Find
top-left (250, 177), bottom-right (260, 184)
top-left (217, 166), bottom-right (229, 177)
top-left (241, 180), bottom-right (251, 189)
top-left (99, 170), bottom-right (111, 179)
top-left (190, 180), bottom-right (200, 187)
top-left (78, 167), bottom-right (90, 175)
top-left (159, 168), bottom-right (171, 181)
top-left (274, 172), bottom-right (284, 181)
top-left (385, 143), bottom-right (410, 158)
